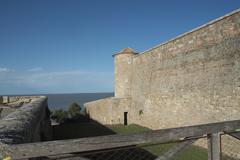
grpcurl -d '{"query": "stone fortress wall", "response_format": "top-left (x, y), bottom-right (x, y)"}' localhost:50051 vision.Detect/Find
top-left (0, 96), bottom-right (52, 144)
top-left (0, 96), bottom-right (41, 118)
top-left (85, 9), bottom-right (240, 129)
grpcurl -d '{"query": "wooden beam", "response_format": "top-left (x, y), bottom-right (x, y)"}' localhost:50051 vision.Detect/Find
top-left (207, 133), bottom-right (220, 160)
top-left (155, 139), bottom-right (196, 160)
top-left (8, 120), bottom-right (240, 159)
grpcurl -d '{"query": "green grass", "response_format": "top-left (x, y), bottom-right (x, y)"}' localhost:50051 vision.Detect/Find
top-left (106, 124), bottom-right (209, 159)
top-left (106, 124), bottom-right (237, 160)
top-left (106, 124), bottom-right (150, 135)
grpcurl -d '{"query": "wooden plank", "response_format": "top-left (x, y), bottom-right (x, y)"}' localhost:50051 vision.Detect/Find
top-left (8, 120), bottom-right (240, 159)
top-left (155, 139), bottom-right (196, 160)
top-left (207, 133), bottom-right (220, 160)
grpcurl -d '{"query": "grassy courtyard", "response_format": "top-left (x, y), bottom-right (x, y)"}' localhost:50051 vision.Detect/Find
top-left (107, 124), bottom-right (210, 160)
top-left (52, 122), bottom-right (234, 160)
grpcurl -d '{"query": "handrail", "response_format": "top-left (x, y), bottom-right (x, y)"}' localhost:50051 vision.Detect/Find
top-left (3, 119), bottom-right (240, 159)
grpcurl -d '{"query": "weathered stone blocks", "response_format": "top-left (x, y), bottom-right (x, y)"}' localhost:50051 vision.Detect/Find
top-left (114, 48), bottom-right (138, 98)
top-left (0, 96), bottom-right (52, 144)
top-left (85, 9), bottom-right (240, 129)
top-left (2, 96), bottom-right (9, 104)
top-left (85, 97), bottom-right (132, 125)
top-left (86, 10), bottom-right (240, 158)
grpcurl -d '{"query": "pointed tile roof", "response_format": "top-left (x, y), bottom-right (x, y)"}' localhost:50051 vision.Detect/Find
top-left (113, 48), bottom-right (138, 57)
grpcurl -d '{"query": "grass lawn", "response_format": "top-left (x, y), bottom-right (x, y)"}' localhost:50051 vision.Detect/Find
top-left (52, 122), bottom-right (234, 160)
top-left (106, 124), bottom-right (235, 160)
top-left (106, 124), bottom-right (150, 135)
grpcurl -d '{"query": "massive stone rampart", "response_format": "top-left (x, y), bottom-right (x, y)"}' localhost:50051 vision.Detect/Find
top-left (129, 10), bottom-right (240, 129)
top-left (0, 96), bottom-right (52, 144)
top-left (85, 9), bottom-right (240, 129)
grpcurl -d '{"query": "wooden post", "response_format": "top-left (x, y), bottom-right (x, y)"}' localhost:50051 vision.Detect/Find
top-left (207, 133), bottom-right (221, 160)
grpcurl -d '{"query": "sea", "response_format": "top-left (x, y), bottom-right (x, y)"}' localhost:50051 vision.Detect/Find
top-left (4, 92), bottom-right (114, 110)
top-left (45, 93), bottom-right (114, 110)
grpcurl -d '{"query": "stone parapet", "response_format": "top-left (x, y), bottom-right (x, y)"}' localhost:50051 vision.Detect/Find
top-left (0, 96), bottom-right (52, 144)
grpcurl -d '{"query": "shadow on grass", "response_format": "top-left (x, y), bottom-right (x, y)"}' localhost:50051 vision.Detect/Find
top-left (51, 116), bottom-right (157, 160)
top-left (52, 117), bottom-right (236, 160)
top-left (52, 121), bottom-right (116, 140)
top-left (73, 147), bottom-right (157, 160)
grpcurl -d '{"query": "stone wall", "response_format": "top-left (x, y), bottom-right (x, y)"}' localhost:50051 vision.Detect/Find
top-left (129, 10), bottom-right (240, 129)
top-left (85, 97), bottom-right (131, 124)
top-left (0, 96), bottom-right (52, 144)
top-left (2, 96), bottom-right (40, 104)
top-left (114, 48), bottom-right (138, 98)
top-left (85, 9), bottom-right (240, 129)
top-left (0, 96), bottom-right (42, 118)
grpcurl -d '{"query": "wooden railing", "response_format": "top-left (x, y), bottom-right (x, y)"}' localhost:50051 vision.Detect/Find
top-left (1, 120), bottom-right (240, 160)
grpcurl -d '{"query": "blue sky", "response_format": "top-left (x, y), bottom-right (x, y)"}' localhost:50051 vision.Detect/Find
top-left (0, 0), bottom-right (239, 95)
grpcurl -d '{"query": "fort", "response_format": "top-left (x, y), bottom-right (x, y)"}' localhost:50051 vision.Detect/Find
top-left (84, 10), bottom-right (240, 158)
top-left (0, 9), bottom-right (239, 160)
top-left (85, 9), bottom-right (240, 130)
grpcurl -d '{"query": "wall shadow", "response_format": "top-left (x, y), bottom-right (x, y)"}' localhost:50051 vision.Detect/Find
top-left (56, 147), bottom-right (157, 160)
top-left (52, 116), bottom-right (116, 140)
top-left (51, 115), bottom-right (157, 160)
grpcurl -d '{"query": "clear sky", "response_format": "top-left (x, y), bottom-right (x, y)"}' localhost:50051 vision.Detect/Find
top-left (0, 0), bottom-right (239, 95)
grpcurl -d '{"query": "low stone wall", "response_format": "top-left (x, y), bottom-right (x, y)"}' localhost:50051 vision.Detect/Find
top-left (85, 97), bottom-right (131, 125)
top-left (0, 96), bottom-right (40, 105)
top-left (0, 96), bottom-right (52, 144)
top-left (0, 96), bottom-right (43, 118)
top-left (0, 108), bottom-right (16, 119)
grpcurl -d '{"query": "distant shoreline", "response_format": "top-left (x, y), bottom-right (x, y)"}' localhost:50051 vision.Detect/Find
top-left (46, 92), bottom-right (114, 110)
top-left (0, 92), bottom-right (114, 96)
top-left (0, 92), bottom-right (114, 110)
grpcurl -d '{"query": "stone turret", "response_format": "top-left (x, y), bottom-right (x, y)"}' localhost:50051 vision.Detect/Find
top-left (113, 48), bottom-right (138, 98)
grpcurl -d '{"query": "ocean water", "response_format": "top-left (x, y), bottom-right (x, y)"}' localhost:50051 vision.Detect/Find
top-left (44, 92), bottom-right (114, 110)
